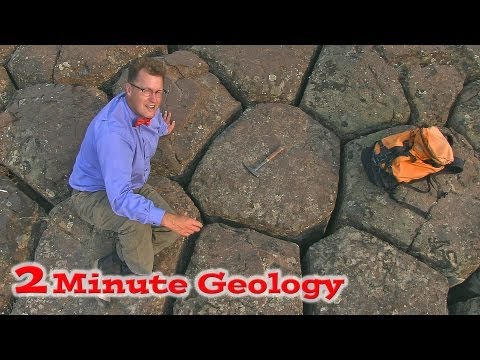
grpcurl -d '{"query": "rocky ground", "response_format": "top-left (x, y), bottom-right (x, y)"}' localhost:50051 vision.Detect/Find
top-left (0, 45), bottom-right (479, 315)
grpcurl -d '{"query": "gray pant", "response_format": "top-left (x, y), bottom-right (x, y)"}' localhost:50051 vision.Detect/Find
top-left (464, 267), bottom-right (480, 294)
top-left (71, 184), bottom-right (180, 275)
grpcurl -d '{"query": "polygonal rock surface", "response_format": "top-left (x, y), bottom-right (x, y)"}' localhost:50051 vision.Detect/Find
top-left (410, 195), bottom-right (480, 285)
top-left (462, 45), bottom-right (480, 81)
top-left (300, 45), bottom-right (409, 140)
top-left (12, 177), bottom-right (199, 315)
top-left (306, 226), bottom-right (448, 315)
top-left (381, 45), bottom-right (480, 82)
top-left (188, 45), bottom-right (317, 106)
top-left (173, 223), bottom-right (302, 315)
top-left (0, 84), bottom-right (108, 205)
top-left (336, 126), bottom-right (480, 253)
top-left (0, 67), bottom-right (15, 111)
top-left (381, 45), bottom-right (463, 67)
top-left (0, 175), bottom-right (46, 314)
top-left (399, 63), bottom-right (465, 126)
top-left (407, 132), bottom-right (480, 284)
top-left (114, 50), bottom-right (242, 180)
top-left (0, 45), bottom-right (16, 65)
top-left (189, 103), bottom-right (340, 242)
top-left (7, 45), bottom-right (59, 88)
top-left (54, 45), bottom-right (167, 88)
top-left (449, 80), bottom-right (480, 153)
top-left (380, 46), bottom-right (467, 127)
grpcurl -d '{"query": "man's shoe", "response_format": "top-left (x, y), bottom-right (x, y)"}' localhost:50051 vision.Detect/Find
top-left (93, 251), bottom-right (122, 275)
top-left (91, 251), bottom-right (127, 303)
top-left (120, 262), bottom-right (134, 275)
top-left (93, 250), bottom-right (135, 275)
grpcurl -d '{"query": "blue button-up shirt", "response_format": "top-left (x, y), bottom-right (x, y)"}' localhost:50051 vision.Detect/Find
top-left (69, 92), bottom-right (169, 226)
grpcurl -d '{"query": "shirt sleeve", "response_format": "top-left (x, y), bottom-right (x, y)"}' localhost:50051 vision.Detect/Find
top-left (96, 133), bottom-right (165, 226)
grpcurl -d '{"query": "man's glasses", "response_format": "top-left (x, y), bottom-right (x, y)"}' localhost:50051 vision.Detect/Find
top-left (129, 82), bottom-right (169, 97)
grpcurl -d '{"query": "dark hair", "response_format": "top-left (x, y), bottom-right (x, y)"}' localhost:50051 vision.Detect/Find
top-left (127, 57), bottom-right (166, 82)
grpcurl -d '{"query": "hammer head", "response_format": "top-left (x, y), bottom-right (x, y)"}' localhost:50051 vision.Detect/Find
top-left (242, 161), bottom-right (259, 177)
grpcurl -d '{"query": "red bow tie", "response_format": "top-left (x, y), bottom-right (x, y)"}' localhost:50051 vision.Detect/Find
top-left (133, 117), bottom-right (151, 127)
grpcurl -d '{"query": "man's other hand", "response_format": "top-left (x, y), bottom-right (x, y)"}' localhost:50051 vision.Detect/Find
top-left (163, 110), bottom-right (175, 135)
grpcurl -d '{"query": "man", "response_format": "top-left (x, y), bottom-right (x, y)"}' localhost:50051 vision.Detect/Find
top-left (69, 56), bottom-right (202, 277)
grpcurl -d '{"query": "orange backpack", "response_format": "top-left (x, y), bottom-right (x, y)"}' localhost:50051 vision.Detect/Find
top-left (361, 126), bottom-right (464, 218)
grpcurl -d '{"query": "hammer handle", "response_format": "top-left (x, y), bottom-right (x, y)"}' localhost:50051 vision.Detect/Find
top-left (265, 146), bottom-right (285, 162)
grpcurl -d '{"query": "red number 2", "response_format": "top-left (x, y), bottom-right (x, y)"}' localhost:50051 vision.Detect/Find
top-left (12, 263), bottom-right (48, 294)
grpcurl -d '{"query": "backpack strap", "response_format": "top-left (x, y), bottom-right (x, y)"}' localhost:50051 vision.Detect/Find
top-left (424, 156), bottom-right (464, 199)
top-left (388, 187), bottom-right (432, 219)
top-left (376, 142), bottom-right (410, 166)
top-left (403, 179), bottom-right (431, 193)
top-left (428, 175), bottom-right (449, 199)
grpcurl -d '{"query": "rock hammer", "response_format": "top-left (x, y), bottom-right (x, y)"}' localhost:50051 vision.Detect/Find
top-left (242, 146), bottom-right (285, 177)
